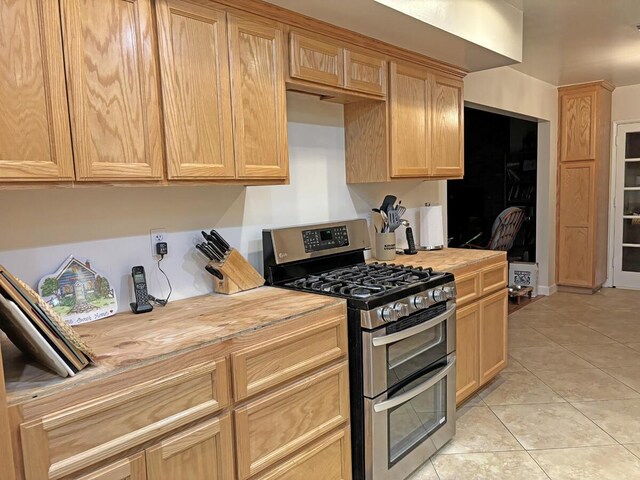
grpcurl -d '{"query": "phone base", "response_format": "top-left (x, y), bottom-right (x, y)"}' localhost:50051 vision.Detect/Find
top-left (130, 302), bottom-right (153, 314)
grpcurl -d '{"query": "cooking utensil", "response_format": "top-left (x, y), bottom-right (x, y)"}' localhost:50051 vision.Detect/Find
top-left (201, 231), bottom-right (228, 259)
top-left (205, 264), bottom-right (224, 280)
top-left (387, 209), bottom-right (401, 232)
top-left (196, 243), bottom-right (214, 260)
top-left (209, 230), bottom-right (231, 252)
top-left (380, 195), bottom-right (397, 215)
top-left (396, 205), bottom-right (406, 218)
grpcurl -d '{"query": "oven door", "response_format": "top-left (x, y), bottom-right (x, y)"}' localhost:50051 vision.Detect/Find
top-left (365, 353), bottom-right (456, 480)
top-left (363, 303), bottom-right (456, 398)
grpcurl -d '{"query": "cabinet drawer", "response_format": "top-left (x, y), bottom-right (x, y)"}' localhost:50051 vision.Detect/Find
top-left (231, 304), bottom-right (347, 400)
top-left (234, 361), bottom-right (350, 479)
top-left (21, 358), bottom-right (229, 480)
top-left (481, 263), bottom-right (508, 295)
top-left (290, 31), bottom-right (344, 87)
top-left (455, 273), bottom-right (480, 307)
top-left (255, 427), bottom-right (352, 480)
top-left (344, 50), bottom-right (386, 96)
top-left (73, 453), bottom-right (146, 480)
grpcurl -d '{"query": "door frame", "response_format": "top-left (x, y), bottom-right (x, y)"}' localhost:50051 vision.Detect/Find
top-left (608, 120), bottom-right (640, 290)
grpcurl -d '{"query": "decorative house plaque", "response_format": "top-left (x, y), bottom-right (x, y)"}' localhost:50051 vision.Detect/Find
top-left (38, 256), bottom-right (118, 326)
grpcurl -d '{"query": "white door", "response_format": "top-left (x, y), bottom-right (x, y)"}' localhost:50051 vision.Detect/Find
top-left (613, 122), bottom-right (640, 289)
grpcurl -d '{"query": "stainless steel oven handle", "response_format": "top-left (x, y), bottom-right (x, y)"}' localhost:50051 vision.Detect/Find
top-left (373, 355), bottom-right (456, 413)
top-left (372, 304), bottom-right (456, 347)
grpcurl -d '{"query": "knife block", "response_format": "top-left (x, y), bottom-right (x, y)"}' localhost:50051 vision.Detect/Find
top-left (209, 249), bottom-right (265, 295)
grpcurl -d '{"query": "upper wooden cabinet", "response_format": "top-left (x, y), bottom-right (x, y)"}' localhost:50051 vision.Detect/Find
top-left (61, 0), bottom-right (164, 181)
top-left (344, 49), bottom-right (387, 97)
top-left (228, 14), bottom-right (289, 179)
top-left (0, 0), bottom-right (74, 181)
top-left (430, 75), bottom-right (464, 178)
top-left (556, 82), bottom-right (614, 291)
top-left (156, 0), bottom-right (235, 179)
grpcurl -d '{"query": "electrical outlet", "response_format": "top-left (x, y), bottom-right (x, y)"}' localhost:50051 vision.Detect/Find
top-left (150, 228), bottom-right (167, 257)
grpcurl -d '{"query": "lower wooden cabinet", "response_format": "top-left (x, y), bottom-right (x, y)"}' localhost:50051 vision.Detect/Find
top-left (146, 415), bottom-right (234, 480)
top-left (455, 303), bottom-right (480, 403)
top-left (75, 453), bottom-right (147, 480)
top-left (479, 289), bottom-right (508, 385)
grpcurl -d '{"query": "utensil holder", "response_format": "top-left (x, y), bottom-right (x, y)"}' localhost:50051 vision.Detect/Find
top-left (375, 232), bottom-right (396, 261)
top-left (209, 249), bottom-right (265, 295)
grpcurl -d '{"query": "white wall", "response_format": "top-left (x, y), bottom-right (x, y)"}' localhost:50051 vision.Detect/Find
top-left (0, 93), bottom-right (443, 312)
top-left (464, 66), bottom-right (559, 293)
top-left (612, 84), bottom-right (640, 123)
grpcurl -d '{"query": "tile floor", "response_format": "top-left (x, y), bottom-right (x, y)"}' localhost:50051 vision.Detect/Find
top-left (409, 288), bottom-right (640, 480)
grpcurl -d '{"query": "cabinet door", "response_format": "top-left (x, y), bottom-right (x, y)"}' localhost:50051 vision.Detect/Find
top-left (146, 415), bottom-right (234, 480)
top-left (479, 289), bottom-right (508, 386)
top-left (343, 49), bottom-right (386, 96)
top-left (0, 0), bottom-right (74, 181)
top-left (75, 453), bottom-right (146, 480)
top-left (430, 75), bottom-right (463, 177)
top-left (61, 0), bottom-right (163, 180)
top-left (228, 14), bottom-right (288, 179)
top-left (289, 31), bottom-right (343, 88)
top-left (455, 303), bottom-right (480, 404)
top-left (389, 62), bottom-right (430, 177)
top-left (156, 0), bottom-right (234, 179)
top-left (557, 161), bottom-right (595, 286)
top-left (560, 90), bottom-right (596, 162)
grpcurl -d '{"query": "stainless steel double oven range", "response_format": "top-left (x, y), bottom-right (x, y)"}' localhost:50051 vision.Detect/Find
top-left (263, 219), bottom-right (457, 480)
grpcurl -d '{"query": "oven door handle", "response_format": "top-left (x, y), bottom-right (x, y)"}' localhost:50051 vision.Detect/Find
top-left (372, 304), bottom-right (456, 347)
top-left (373, 355), bottom-right (456, 413)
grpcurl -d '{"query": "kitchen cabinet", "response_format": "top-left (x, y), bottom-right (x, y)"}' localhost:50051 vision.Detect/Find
top-left (228, 14), bottom-right (289, 179)
top-left (146, 416), bottom-right (234, 480)
top-left (289, 31), bottom-right (344, 88)
top-left (75, 453), bottom-right (147, 480)
top-left (0, 0), bottom-right (74, 182)
top-left (556, 82), bottom-right (613, 291)
top-left (344, 50), bottom-right (387, 96)
top-left (455, 303), bottom-right (480, 404)
top-left (61, 0), bottom-right (164, 181)
top-left (156, 0), bottom-right (235, 179)
top-left (479, 289), bottom-right (508, 386)
top-left (430, 75), bottom-right (464, 177)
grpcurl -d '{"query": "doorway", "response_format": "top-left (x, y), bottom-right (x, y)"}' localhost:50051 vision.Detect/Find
top-left (612, 122), bottom-right (640, 289)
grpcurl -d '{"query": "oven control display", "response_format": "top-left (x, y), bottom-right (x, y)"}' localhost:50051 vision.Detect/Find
top-left (302, 225), bottom-right (349, 252)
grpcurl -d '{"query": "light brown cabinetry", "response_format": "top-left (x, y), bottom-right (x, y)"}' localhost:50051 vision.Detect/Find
top-left (344, 50), bottom-right (386, 96)
top-left (156, 0), bottom-right (235, 179)
top-left (0, 0), bottom-right (74, 182)
top-left (556, 82), bottom-right (614, 291)
top-left (290, 31), bottom-right (344, 87)
top-left (75, 453), bottom-right (146, 480)
top-left (61, 0), bottom-right (164, 181)
top-left (146, 415), bottom-right (234, 480)
top-left (454, 257), bottom-right (508, 405)
top-left (430, 75), bottom-right (464, 177)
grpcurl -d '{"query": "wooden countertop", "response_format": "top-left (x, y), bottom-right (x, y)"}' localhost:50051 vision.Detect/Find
top-left (368, 248), bottom-right (506, 277)
top-left (1, 287), bottom-right (344, 405)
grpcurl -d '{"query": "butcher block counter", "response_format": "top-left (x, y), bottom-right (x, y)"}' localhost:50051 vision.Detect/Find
top-left (371, 248), bottom-right (509, 405)
top-left (0, 287), bottom-right (351, 480)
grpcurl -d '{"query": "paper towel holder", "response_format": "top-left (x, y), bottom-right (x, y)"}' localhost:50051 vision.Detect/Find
top-left (419, 203), bottom-right (445, 251)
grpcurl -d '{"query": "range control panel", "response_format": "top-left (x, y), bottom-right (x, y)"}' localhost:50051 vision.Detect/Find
top-left (302, 225), bottom-right (349, 252)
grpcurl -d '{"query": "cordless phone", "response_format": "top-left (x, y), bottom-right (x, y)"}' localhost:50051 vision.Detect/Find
top-left (130, 266), bottom-right (153, 314)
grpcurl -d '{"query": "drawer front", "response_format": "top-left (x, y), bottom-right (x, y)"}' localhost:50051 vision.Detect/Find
top-left (231, 304), bottom-right (347, 401)
top-left (344, 50), bottom-right (386, 96)
top-left (455, 273), bottom-right (480, 307)
top-left (234, 361), bottom-right (350, 479)
top-left (74, 453), bottom-right (146, 480)
top-left (255, 427), bottom-right (352, 480)
top-left (481, 263), bottom-right (508, 295)
top-left (290, 31), bottom-right (344, 87)
top-left (21, 358), bottom-right (229, 480)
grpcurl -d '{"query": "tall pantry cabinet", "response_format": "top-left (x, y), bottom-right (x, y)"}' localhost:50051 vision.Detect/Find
top-left (556, 81), bottom-right (614, 291)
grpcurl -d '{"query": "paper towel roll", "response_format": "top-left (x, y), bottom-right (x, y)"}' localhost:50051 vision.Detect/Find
top-left (420, 205), bottom-right (445, 250)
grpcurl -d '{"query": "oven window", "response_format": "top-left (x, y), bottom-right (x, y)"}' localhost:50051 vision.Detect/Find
top-left (388, 373), bottom-right (447, 466)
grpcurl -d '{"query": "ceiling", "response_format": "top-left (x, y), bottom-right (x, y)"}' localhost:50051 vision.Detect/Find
top-left (265, 0), bottom-right (640, 87)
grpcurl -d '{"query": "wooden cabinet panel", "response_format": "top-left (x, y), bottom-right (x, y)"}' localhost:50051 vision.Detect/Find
top-left (479, 289), bottom-right (508, 386)
top-left (156, 0), bottom-right (234, 179)
top-left (231, 305), bottom-right (347, 401)
top-left (228, 14), bottom-right (288, 179)
top-left (234, 362), bottom-right (349, 479)
top-left (480, 263), bottom-right (508, 296)
top-left (557, 162), bottom-right (594, 286)
top-left (255, 427), bottom-right (352, 480)
top-left (0, 0), bottom-right (74, 181)
top-left (430, 75), bottom-right (464, 177)
top-left (289, 31), bottom-right (343, 87)
top-left (75, 453), bottom-right (146, 480)
top-left (455, 273), bottom-right (480, 308)
top-left (344, 50), bottom-right (386, 96)
top-left (456, 303), bottom-right (480, 405)
top-left (389, 62), bottom-right (430, 177)
top-left (20, 359), bottom-right (228, 479)
top-left (61, 0), bottom-right (163, 180)
top-left (146, 415), bottom-right (234, 480)
top-left (561, 91), bottom-right (596, 162)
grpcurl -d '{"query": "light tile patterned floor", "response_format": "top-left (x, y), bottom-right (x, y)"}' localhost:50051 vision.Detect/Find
top-left (409, 288), bottom-right (640, 480)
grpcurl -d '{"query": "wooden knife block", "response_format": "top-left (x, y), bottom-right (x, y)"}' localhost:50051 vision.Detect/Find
top-left (209, 249), bottom-right (265, 295)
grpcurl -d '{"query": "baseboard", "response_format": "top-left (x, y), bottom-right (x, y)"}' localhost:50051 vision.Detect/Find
top-left (537, 284), bottom-right (557, 296)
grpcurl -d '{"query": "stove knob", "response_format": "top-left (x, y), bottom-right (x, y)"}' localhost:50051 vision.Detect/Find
top-left (412, 295), bottom-right (428, 310)
top-left (393, 302), bottom-right (409, 319)
top-left (380, 306), bottom-right (398, 322)
top-left (443, 285), bottom-right (457, 300)
top-left (430, 288), bottom-right (446, 303)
